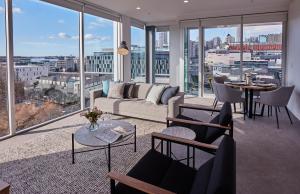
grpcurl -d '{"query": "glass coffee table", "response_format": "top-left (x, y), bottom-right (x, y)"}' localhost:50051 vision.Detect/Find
top-left (72, 120), bottom-right (136, 171)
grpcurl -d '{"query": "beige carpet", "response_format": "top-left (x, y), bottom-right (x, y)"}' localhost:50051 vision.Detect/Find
top-left (0, 97), bottom-right (300, 194)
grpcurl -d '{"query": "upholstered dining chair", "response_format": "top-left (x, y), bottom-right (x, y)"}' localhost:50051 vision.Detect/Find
top-left (254, 86), bottom-right (295, 128)
top-left (211, 76), bottom-right (228, 108)
top-left (213, 83), bottom-right (246, 120)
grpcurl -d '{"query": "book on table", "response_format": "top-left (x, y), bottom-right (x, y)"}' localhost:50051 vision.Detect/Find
top-left (94, 126), bottom-right (129, 143)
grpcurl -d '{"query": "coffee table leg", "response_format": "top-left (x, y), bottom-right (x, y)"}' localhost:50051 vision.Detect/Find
top-left (72, 133), bottom-right (75, 164)
top-left (134, 125), bottom-right (137, 152)
top-left (108, 143), bottom-right (111, 172)
top-left (187, 145), bottom-right (190, 167)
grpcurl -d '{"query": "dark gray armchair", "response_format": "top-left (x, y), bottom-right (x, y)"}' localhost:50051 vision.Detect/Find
top-left (108, 133), bottom-right (236, 194)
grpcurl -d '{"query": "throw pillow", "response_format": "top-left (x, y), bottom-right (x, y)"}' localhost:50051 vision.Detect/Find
top-left (107, 82), bottom-right (125, 99)
top-left (160, 86), bottom-right (179, 105)
top-left (146, 85), bottom-right (167, 104)
top-left (123, 83), bottom-right (136, 99)
top-left (102, 80), bottom-right (110, 97)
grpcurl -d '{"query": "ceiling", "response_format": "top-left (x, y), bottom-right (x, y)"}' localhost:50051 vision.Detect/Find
top-left (86, 0), bottom-right (290, 24)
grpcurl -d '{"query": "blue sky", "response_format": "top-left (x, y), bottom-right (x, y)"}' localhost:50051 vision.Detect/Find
top-left (0, 0), bottom-right (282, 57)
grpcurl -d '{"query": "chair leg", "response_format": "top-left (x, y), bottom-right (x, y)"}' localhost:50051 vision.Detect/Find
top-left (268, 106), bottom-right (270, 117)
top-left (254, 102), bottom-right (256, 120)
top-left (233, 103), bottom-right (237, 113)
top-left (271, 106), bottom-right (273, 116)
top-left (285, 106), bottom-right (293, 125)
top-left (212, 98), bottom-right (217, 107)
top-left (211, 99), bottom-right (218, 116)
top-left (243, 102), bottom-right (246, 120)
top-left (275, 106), bottom-right (279, 129)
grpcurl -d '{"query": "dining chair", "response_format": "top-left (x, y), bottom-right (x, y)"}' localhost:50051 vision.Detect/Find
top-left (253, 86), bottom-right (295, 128)
top-left (214, 83), bottom-right (246, 120)
top-left (211, 75), bottom-right (228, 108)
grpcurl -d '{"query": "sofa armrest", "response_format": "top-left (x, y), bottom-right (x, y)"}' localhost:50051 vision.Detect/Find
top-left (168, 92), bottom-right (184, 118)
top-left (0, 180), bottom-right (9, 194)
top-left (89, 89), bottom-right (102, 108)
top-left (108, 171), bottom-right (175, 194)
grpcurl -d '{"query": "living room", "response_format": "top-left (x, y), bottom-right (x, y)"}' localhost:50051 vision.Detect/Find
top-left (1, 0), bottom-right (300, 193)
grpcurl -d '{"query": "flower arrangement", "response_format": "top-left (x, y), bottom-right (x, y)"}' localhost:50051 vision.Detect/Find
top-left (81, 107), bottom-right (102, 131)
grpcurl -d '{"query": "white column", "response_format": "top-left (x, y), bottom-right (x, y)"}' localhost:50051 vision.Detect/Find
top-left (113, 21), bottom-right (121, 81)
top-left (121, 16), bottom-right (131, 82)
top-left (5, 0), bottom-right (16, 134)
top-left (169, 24), bottom-right (180, 86)
top-left (79, 9), bottom-right (85, 110)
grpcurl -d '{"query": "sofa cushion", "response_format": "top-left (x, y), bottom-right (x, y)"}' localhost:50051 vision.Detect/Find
top-left (190, 158), bottom-right (214, 194)
top-left (94, 97), bottom-right (122, 113)
top-left (133, 83), bottom-right (153, 99)
top-left (116, 150), bottom-right (172, 194)
top-left (123, 83), bottom-right (135, 99)
top-left (146, 85), bottom-right (167, 104)
top-left (206, 136), bottom-right (235, 194)
top-left (118, 99), bottom-right (168, 121)
top-left (102, 80), bottom-right (110, 97)
top-left (161, 86), bottom-right (179, 105)
top-left (160, 161), bottom-right (196, 194)
top-left (108, 82), bottom-right (125, 99)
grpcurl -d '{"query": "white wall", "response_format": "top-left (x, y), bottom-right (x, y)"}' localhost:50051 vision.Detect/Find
top-left (287, 0), bottom-right (300, 119)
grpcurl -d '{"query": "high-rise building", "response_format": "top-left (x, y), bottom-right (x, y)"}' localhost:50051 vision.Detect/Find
top-left (226, 34), bottom-right (235, 44)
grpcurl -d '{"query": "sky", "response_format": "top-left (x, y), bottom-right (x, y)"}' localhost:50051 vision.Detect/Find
top-left (0, 0), bottom-right (282, 57)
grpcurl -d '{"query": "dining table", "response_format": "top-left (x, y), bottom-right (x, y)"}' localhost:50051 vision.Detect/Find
top-left (225, 82), bottom-right (277, 118)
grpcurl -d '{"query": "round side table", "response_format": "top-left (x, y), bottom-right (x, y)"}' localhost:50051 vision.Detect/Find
top-left (161, 126), bottom-right (196, 168)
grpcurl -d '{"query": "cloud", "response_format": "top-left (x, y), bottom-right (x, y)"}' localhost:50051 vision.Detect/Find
top-left (48, 32), bottom-right (110, 42)
top-left (58, 19), bottom-right (65, 24)
top-left (58, 32), bottom-right (71, 39)
top-left (84, 34), bottom-right (110, 41)
top-left (13, 7), bottom-right (23, 14)
top-left (0, 6), bottom-right (23, 14)
top-left (88, 18), bottom-right (111, 29)
top-left (244, 24), bottom-right (282, 37)
top-left (21, 41), bottom-right (60, 46)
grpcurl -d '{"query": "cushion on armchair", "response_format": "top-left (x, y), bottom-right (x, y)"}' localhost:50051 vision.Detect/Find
top-left (206, 135), bottom-right (235, 194)
top-left (116, 150), bottom-right (172, 194)
top-left (160, 161), bottom-right (196, 194)
top-left (190, 158), bottom-right (214, 194)
top-left (205, 102), bottom-right (232, 143)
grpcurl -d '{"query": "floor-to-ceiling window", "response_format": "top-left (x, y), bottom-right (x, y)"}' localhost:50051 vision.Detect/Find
top-left (243, 22), bottom-right (283, 82)
top-left (155, 30), bottom-right (170, 84)
top-left (0, 0), bottom-right (9, 137)
top-left (84, 14), bottom-right (115, 107)
top-left (131, 26), bottom-right (146, 82)
top-left (182, 13), bottom-right (286, 97)
top-left (184, 28), bottom-right (199, 95)
top-left (13, 0), bottom-right (80, 130)
top-left (204, 25), bottom-right (241, 94)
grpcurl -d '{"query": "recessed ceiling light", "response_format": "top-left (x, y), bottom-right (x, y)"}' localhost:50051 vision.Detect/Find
top-left (184, 0), bottom-right (189, 3)
top-left (136, 6), bottom-right (141, 10)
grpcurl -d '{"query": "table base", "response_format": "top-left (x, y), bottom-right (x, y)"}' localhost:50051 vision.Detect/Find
top-left (71, 127), bottom-right (136, 172)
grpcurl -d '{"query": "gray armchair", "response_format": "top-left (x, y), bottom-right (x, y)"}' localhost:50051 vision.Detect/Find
top-left (254, 86), bottom-right (295, 128)
top-left (213, 83), bottom-right (245, 120)
top-left (211, 76), bottom-right (228, 108)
